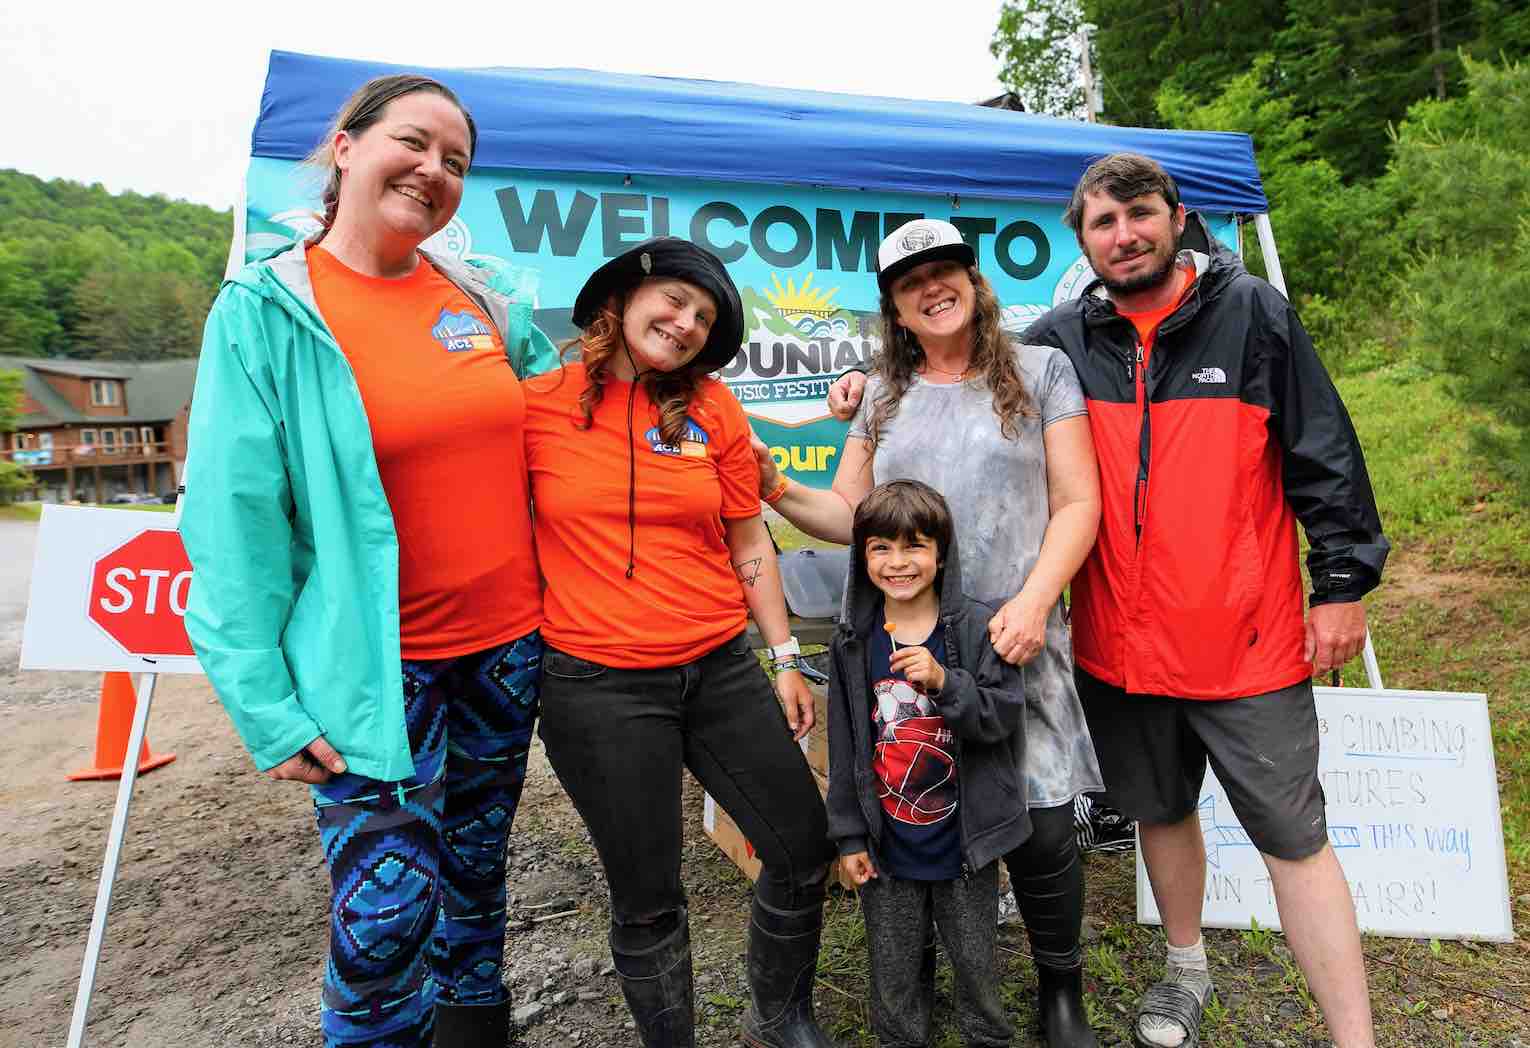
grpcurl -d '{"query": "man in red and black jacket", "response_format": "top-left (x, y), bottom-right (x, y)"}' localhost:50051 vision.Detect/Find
top-left (1029, 154), bottom-right (1385, 1048)
top-left (827, 154), bottom-right (1386, 1048)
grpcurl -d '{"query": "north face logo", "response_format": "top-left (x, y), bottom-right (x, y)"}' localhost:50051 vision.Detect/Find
top-left (1192, 367), bottom-right (1227, 384)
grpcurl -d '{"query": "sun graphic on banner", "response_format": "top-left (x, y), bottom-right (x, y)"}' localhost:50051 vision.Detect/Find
top-left (765, 272), bottom-right (842, 321)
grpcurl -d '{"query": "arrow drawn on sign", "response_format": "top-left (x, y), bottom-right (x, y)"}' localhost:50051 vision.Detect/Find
top-left (1197, 795), bottom-right (1361, 868)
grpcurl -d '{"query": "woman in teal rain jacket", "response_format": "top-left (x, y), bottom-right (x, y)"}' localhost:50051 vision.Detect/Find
top-left (181, 74), bottom-right (554, 1048)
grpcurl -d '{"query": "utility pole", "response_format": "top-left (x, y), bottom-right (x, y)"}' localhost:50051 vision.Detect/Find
top-left (1429, 0), bottom-right (1447, 100)
top-left (1078, 25), bottom-right (1098, 123)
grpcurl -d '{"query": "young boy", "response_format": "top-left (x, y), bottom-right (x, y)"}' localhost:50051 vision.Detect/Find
top-left (827, 479), bottom-right (1029, 1047)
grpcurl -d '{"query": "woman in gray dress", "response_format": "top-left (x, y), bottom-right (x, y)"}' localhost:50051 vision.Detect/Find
top-left (756, 219), bottom-right (1103, 1047)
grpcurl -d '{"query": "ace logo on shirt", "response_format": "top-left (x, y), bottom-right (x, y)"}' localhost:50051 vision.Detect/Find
top-left (430, 308), bottom-right (496, 352)
top-left (645, 418), bottom-right (709, 458)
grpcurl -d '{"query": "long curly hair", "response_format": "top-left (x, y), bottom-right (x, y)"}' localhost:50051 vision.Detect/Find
top-left (559, 300), bottom-right (706, 444)
top-left (862, 266), bottom-right (1036, 447)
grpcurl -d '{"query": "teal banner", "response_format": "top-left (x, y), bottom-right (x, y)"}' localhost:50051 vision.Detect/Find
top-left (244, 160), bottom-right (1239, 488)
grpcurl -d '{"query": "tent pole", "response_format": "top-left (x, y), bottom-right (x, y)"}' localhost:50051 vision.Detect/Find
top-left (1255, 210), bottom-right (1385, 691)
top-left (225, 174), bottom-right (249, 280)
top-left (1361, 635), bottom-right (1384, 690)
top-left (1252, 212), bottom-right (1288, 299)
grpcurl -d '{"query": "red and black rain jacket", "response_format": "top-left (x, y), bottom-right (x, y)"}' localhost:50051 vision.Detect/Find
top-left (1023, 222), bottom-right (1389, 699)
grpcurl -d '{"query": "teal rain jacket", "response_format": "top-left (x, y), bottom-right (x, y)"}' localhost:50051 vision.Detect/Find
top-left (181, 243), bottom-right (558, 781)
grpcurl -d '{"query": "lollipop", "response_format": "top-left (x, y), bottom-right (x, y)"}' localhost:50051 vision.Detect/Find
top-left (884, 620), bottom-right (899, 652)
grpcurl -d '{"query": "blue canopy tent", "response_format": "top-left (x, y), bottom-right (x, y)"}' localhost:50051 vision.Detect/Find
top-left (239, 51), bottom-right (1292, 304)
top-left (251, 50), bottom-right (1269, 212)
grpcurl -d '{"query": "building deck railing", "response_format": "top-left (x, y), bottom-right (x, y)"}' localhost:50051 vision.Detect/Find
top-left (3, 441), bottom-right (177, 468)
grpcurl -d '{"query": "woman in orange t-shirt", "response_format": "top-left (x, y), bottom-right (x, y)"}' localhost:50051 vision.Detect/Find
top-left (524, 238), bottom-right (837, 1048)
top-left (182, 75), bottom-right (543, 1048)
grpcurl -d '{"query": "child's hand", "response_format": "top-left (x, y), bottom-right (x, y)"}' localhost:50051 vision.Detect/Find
top-left (843, 851), bottom-right (877, 885)
top-left (889, 645), bottom-right (946, 694)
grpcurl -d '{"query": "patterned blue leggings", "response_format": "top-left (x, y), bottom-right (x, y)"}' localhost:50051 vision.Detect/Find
top-left (310, 631), bottom-right (542, 1048)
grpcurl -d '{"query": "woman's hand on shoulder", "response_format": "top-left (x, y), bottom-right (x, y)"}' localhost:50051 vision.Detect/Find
top-left (774, 668), bottom-right (816, 741)
top-left (267, 736), bottom-right (348, 784)
top-left (988, 593), bottom-right (1049, 666)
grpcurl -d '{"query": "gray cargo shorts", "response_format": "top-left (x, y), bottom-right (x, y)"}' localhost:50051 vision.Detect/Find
top-left (1076, 670), bottom-right (1327, 861)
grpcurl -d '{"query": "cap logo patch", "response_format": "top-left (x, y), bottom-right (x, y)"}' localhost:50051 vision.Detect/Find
top-left (900, 229), bottom-right (937, 254)
top-left (640, 252), bottom-right (652, 274)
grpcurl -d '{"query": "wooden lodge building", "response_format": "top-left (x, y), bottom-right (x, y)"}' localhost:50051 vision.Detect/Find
top-left (2, 356), bottom-right (198, 503)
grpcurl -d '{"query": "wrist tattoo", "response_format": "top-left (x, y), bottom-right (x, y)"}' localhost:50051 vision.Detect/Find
top-left (733, 557), bottom-right (763, 587)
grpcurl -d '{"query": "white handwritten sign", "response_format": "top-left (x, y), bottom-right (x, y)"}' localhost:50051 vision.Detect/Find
top-left (1136, 687), bottom-right (1511, 941)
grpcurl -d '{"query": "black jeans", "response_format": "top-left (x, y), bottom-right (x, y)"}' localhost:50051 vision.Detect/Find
top-left (1003, 800), bottom-right (1085, 970)
top-left (538, 631), bottom-right (835, 955)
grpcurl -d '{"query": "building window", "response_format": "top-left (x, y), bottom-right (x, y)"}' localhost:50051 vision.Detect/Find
top-left (101, 429), bottom-right (117, 454)
top-left (140, 426), bottom-right (155, 450)
top-left (80, 429), bottom-right (98, 453)
top-left (90, 379), bottom-right (121, 406)
top-left (122, 427), bottom-right (139, 449)
top-left (9, 433), bottom-right (23, 451)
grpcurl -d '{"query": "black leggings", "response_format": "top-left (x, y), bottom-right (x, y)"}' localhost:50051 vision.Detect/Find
top-left (537, 632), bottom-right (835, 957)
top-left (1002, 800), bottom-right (1085, 970)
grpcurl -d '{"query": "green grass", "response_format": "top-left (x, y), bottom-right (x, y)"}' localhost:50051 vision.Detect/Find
top-left (764, 513), bottom-right (829, 554)
top-left (0, 500), bottom-right (173, 521)
top-left (103, 502), bottom-right (175, 513)
top-left (1338, 363), bottom-right (1530, 575)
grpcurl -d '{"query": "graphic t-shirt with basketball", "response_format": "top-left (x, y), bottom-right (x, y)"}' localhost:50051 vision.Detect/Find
top-left (868, 607), bottom-right (960, 880)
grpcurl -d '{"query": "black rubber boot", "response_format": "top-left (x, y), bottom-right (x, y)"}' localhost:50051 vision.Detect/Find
top-left (741, 896), bottom-right (835, 1048)
top-left (611, 922), bottom-right (695, 1048)
top-left (433, 990), bottom-right (513, 1047)
top-left (1037, 964), bottom-right (1099, 1048)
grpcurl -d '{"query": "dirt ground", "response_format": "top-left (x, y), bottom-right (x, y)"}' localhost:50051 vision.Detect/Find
top-left (0, 664), bottom-right (789, 1048)
top-left (3, 519), bottom-right (1527, 1047)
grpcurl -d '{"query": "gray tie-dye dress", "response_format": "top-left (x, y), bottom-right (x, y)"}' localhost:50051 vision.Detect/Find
top-left (848, 342), bottom-right (1105, 808)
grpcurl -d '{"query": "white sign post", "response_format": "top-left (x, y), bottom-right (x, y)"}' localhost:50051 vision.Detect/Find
top-left (20, 504), bottom-right (205, 1047)
top-left (1135, 687), bottom-right (1513, 942)
top-left (65, 671), bottom-right (160, 1048)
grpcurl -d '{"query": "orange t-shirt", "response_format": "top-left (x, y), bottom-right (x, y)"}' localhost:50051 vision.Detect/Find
top-left (307, 245), bottom-right (542, 659)
top-left (523, 363), bottom-right (762, 668)
top-left (1117, 264), bottom-right (1196, 367)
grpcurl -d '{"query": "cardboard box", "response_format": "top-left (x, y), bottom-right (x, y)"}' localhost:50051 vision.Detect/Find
top-left (796, 683), bottom-right (829, 777)
top-left (702, 766), bottom-right (857, 891)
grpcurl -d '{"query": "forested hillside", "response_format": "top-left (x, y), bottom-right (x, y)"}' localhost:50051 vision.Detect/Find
top-left (996, 0), bottom-right (1530, 495)
top-left (0, 170), bottom-right (230, 361)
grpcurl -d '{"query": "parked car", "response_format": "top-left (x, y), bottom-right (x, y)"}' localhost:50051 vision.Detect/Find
top-left (107, 492), bottom-right (161, 505)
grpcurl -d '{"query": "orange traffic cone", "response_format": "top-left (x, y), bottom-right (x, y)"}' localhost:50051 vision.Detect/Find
top-left (67, 672), bottom-right (177, 781)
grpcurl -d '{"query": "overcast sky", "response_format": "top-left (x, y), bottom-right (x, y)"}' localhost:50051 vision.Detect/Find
top-left (2, 1), bottom-right (1007, 212)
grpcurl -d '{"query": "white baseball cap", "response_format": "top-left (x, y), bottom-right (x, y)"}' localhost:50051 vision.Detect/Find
top-left (876, 219), bottom-right (977, 293)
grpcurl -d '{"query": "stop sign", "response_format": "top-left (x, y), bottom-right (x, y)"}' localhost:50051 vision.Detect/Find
top-left (87, 529), bottom-right (196, 659)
